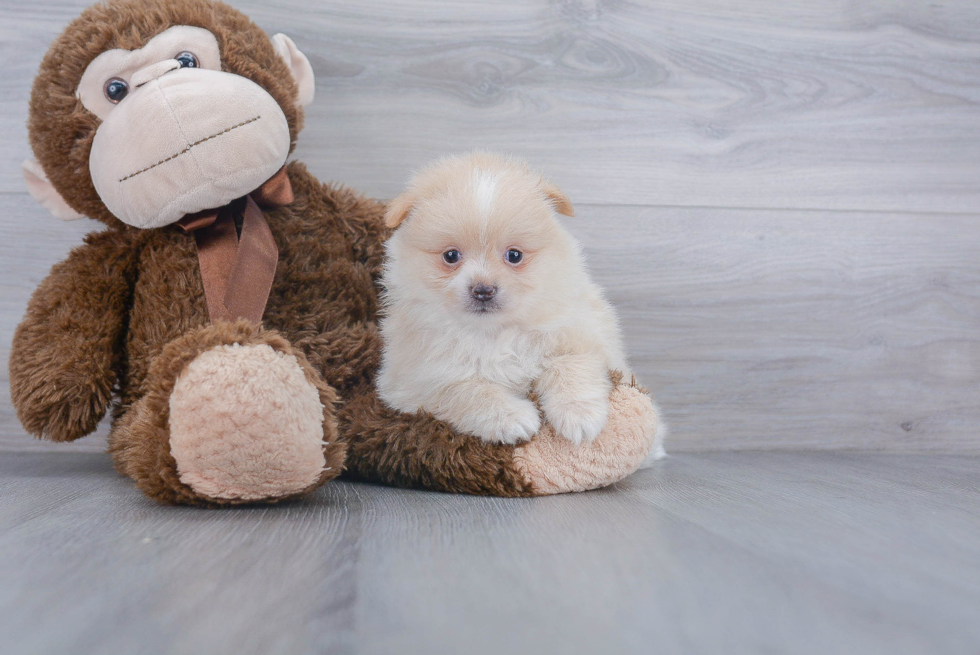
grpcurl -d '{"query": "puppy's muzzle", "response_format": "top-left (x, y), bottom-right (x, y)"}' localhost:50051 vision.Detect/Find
top-left (471, 284), bottom-right (497, 302)
top-left (469, 283), bottom-right (499, 314)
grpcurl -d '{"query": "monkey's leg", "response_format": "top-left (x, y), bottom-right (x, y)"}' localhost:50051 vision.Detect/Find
top-left (338, 373), bottom-right (663, 496)
top-left (109, 321), bottom-right (343, 506)
top-left (510, 376), bottom-right (665, 494)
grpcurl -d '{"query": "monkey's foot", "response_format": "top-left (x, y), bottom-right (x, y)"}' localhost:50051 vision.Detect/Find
top-left (339, 372), bottom-right (663, 497)
top-left (513, 378), bottom-right (664, 494)
top-left (109, 321), bottom-right (343, 506)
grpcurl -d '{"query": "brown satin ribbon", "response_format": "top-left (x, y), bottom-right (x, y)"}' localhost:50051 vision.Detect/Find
top-left (177, 166), bottom-right (294, 324)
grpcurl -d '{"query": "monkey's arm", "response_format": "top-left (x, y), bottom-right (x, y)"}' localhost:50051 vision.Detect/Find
top-left (9, 229), bottom-right (138, 441)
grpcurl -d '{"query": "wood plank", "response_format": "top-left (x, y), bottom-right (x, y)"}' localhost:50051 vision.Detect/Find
top-left (3, 194), bottom-right (978, 452)
top-left (1, 451), bottom-right (978, 655)
top-left (3, 0), bottom-right (980, 211)
top-left (569, 204), bottom-right (980, 452)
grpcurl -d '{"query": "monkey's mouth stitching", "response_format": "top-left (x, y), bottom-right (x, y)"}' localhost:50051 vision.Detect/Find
top-left (118, 115), bottom-right (262, 182)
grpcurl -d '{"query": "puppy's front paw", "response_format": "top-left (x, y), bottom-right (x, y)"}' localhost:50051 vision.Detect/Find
top-left (469, 397), bottom-right (541, 445)
top-left (545, 397), bottom-right (610, 446)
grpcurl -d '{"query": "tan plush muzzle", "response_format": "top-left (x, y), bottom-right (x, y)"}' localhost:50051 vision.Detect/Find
top-left (89, 67), bottom-right (291, 229)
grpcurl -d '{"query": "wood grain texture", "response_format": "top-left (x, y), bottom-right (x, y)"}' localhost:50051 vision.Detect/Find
top-left (566, 204), bottom-right (980, 452)
top-left (4, 0), bottom-right (980, 211)
top-left (2, 0), bottom-right (980, 453)
top-left (1, 451), bottom-right (978, 655)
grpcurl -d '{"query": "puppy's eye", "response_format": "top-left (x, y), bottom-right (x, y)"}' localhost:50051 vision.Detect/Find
top-left (175, 52), bottom-right (198, 68)
top-left (104, 77), bottom-right (129, 103)
top-left (506, 249), bottom-right (523, 265)
top-left (443, 250), bottom-right (461, 264)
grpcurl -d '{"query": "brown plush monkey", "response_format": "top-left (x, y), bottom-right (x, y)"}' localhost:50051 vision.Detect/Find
top-left (11, 0), bottom-right (662, 506)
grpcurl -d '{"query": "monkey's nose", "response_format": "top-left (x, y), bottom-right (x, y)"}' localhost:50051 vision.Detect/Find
top-left (471, 284), bottom-right (497, 302)
top-left (131, 60), bottom-right (181, 88)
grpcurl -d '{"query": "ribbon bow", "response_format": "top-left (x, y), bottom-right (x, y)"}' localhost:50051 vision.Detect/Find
top-left (176, 166), bottom-right (293, 324)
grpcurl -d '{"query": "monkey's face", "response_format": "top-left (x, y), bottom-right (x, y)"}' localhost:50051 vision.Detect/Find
top-left (25, 0), bottom-right (315, 228)
top-left (79, 27), bottom-right (291, 228)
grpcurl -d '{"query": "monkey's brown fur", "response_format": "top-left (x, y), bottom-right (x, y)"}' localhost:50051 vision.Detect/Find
top-left (27, 0), bottom-right (304, 228)
top-left (11, 0), bottom-right (544, 504)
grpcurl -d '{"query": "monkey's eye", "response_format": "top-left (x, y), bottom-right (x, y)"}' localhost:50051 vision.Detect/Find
top-left (103, 77), bottom-right (129, 103)
top-left (175, 52), bottom-right (198, 68)
top-left (506, 249), bottom-right (523, 265)
top-left (443, 250), bottom-right (461, 265)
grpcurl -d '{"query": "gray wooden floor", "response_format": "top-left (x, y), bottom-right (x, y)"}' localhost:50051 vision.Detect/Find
top-left (2, 1), bottom-right (979, 653)
top-left (2, 451), bottom-right (978, 655)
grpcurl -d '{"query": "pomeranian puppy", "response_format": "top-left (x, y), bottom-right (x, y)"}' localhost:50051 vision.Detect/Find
top-left (377, 152), bottom-right (630, 445)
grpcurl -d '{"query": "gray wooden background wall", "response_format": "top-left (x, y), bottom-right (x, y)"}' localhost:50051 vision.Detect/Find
top-left (1, 0), bottom-right (978, 453)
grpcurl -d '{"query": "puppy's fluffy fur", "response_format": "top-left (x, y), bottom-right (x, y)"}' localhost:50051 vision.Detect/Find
top-left (377, 152), bottom-right (630, 445)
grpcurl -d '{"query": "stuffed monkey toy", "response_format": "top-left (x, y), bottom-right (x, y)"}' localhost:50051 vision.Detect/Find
top-left (10, 0), bottom-right (663, 506)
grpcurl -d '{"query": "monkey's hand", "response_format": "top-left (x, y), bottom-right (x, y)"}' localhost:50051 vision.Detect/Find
top-left (10, 230), bottom-right (137, 442)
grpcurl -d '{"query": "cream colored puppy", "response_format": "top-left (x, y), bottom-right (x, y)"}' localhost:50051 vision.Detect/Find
top-left (377, 152), bottom-right (630, 445)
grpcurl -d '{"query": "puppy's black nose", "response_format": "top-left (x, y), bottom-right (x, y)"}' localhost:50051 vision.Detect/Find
top-left (471, 284), bottom-right (497, 302)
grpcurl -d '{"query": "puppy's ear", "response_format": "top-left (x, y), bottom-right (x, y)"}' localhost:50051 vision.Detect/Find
top-left (385, 193), bottom-right (415, 229)
top-left (541, 182), bottom-right (575, 217)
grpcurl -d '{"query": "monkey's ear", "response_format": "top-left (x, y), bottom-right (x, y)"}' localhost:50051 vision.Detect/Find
top-left (22, 160), bottom-right (84, 221)
top-left (541, 181), bottom-right (575, 217)
top-left (384, 193), bottom-right (415, 229)
top-left (271, 33), bottom-right (315, 107)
